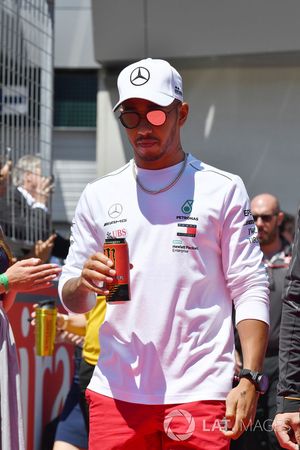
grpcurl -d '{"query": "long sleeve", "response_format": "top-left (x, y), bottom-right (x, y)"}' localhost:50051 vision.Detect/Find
top-left (277, 206), bottom-right (300, 413)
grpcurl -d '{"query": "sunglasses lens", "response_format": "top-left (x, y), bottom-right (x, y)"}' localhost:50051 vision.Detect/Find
top-left (119, 112), bottom-right (140, 129)
top-left (262, 215), bottom-right (272, 222)
top-left (253, 215), bottom-right (273, 222)
top-left (146, 110), bottom-right (167, 126)
top-left (119, 110), bottom-right (168, 128)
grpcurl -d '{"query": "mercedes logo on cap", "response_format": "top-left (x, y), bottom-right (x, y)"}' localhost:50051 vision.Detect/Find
top-left (130, 67), bottom-right (150, 86)
top-left (108, 203), bottom-right (123, 219)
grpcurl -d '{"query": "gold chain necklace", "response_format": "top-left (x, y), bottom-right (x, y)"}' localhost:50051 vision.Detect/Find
top-left (133, 153), bottom-right (188, 195)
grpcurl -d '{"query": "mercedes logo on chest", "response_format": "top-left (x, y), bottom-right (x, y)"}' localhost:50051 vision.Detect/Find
top-left (108, 203), bottom-right (123, 218)
top-left (130, 67), bottom-right (150, 86)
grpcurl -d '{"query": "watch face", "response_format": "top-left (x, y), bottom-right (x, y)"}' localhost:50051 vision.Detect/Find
top-left (239, 370), bottom-right (269, 394)
top-left (259, 374), bottom-right (269, 393)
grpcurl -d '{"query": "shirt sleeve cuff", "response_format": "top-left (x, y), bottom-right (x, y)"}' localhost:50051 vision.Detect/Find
top-left (277, 397), bottom-right (300, 413)
top-left (32, 202), bottom-right (48, 212)
top-left (235, 298), bottom-right (270, 326)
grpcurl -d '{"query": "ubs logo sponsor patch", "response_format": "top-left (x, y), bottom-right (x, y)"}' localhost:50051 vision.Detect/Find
top-left (106, 228), bottom-right (127, 239)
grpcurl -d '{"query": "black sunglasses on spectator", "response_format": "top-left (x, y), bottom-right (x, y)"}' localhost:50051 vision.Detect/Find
top-left (253, 214), bottom-right (278, 223)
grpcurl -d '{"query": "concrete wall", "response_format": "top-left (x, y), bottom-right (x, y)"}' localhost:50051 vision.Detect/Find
top-left (92, 0), bottom-right (300, 65)
top-left (54, 0), bottom-right (99, 68)
top-left (52, 130), bottom-right (97, 227)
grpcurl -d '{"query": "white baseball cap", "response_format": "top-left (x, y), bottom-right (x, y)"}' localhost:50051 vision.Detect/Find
top-left (113, 58), bottom-right (183, 111)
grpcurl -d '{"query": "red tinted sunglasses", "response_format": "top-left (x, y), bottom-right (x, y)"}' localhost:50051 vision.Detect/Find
top-left (119, 105), bottom-right (177, 129)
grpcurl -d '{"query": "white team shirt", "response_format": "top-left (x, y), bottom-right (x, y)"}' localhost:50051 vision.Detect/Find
top-left (59, 153), bottom-right (269, 404)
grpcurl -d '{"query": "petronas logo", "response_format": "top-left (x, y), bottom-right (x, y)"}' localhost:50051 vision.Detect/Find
top-left (181, 200), bottom-right (194, 215)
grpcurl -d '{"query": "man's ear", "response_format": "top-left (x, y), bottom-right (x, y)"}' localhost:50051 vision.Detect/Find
top-left (24, 171), bottom-right (31, 182)
top-left (178, 102), bottom-right (189, 127)
top-left (277, 211), bottom-right (285, 227)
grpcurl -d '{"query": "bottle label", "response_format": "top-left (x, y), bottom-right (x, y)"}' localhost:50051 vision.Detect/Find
top-left (103, 239), bottom-right (130, 302)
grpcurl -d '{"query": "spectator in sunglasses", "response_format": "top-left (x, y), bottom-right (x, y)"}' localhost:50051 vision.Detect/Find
top-left (59, 58), bottom-right (269, 450)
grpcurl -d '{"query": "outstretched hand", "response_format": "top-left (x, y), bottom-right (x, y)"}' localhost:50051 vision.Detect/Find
top-left (5, 258), bottom-right (61, 292)
top-left (35, 175), bottom-right (54, 205)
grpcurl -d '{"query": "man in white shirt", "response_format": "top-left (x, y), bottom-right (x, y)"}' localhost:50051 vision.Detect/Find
top-left (59, 58), bottom-right (269, 450)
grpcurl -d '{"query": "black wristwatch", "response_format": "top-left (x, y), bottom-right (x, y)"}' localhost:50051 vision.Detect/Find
top-left (238, 369), bottom-right (269, 394)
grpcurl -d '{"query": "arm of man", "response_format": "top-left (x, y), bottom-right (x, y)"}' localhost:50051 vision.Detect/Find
top-left (273, 206), bottom-right (300, 450)
top-left (218, 175), bottom-right (269, 440)
top-left (59, 184), bottom-right (116, 313)
top-left (224, 318), bottom-right (268, 439)
top-left (61, 251), bottom-right (116, 314)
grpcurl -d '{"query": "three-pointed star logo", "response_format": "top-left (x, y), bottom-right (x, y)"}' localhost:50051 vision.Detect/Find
top-left (130, 67), bottom-right (150, 86)
top-left (108, 203), bottom-right (123, 218)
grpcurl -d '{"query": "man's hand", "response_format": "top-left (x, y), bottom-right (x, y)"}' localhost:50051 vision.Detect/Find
top-left (30, 307), bottom-right (85, 347)
top-left (61, 251), bottom-right (132, 313)
top-left (273, 413), bottom-right (300, 449)
top-left (80, 252), bottom-right (116, 295)
top-left (32, 234), bottom-right (57, 263)
top-left (222, 379), bottom-right (259, 440)
top-left (35, 175), bottom-right (54, 205)
top-left (0, 160), bottom-right (12, 196)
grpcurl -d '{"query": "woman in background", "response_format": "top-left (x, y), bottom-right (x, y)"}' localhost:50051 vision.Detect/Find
top-left (0, 226), bottom-right (61, 450)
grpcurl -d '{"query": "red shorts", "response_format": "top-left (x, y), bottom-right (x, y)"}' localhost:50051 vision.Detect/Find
top-left (86, 389), bottom-right (230, 450)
